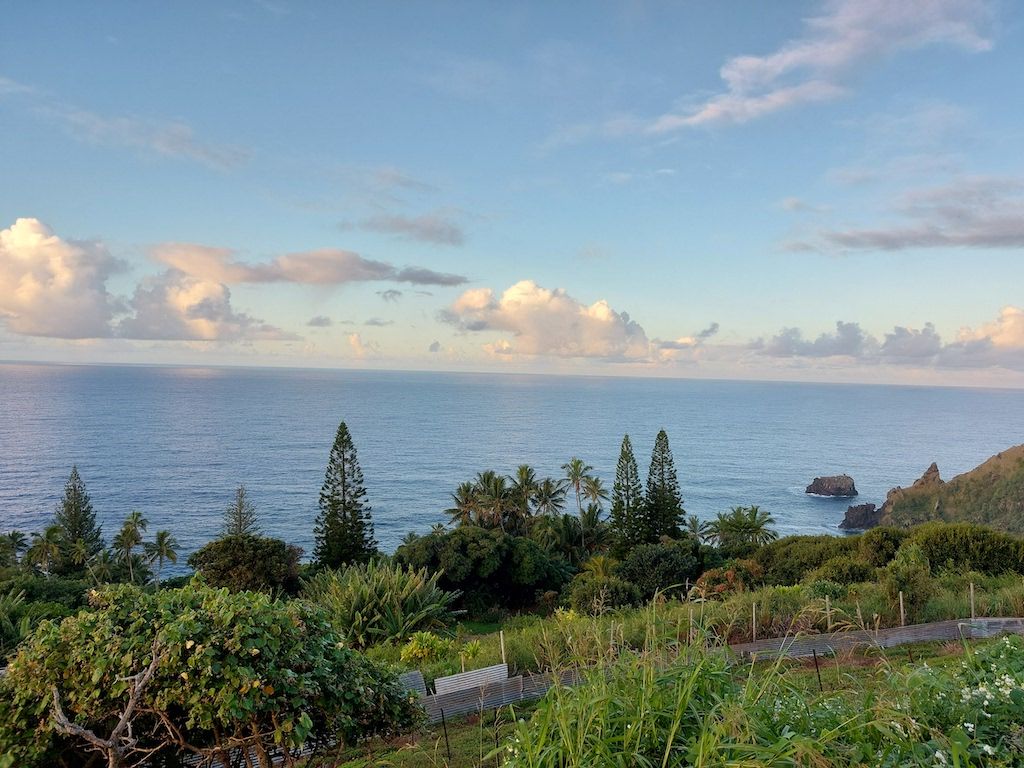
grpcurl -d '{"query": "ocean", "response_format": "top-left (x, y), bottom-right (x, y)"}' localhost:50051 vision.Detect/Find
top-left (2, 363), bottom-right (1023, 571)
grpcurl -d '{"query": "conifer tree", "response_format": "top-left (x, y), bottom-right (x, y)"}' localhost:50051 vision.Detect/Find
top-left (645, 429), bottom-right (685, 539)
top-left (314, 421), bottom-right (376, 568)
top-left (53, 466), bottom-right (103, 575)
top-left (223, 485), bottom-right (260, 537)
top-left (609, 434), bottom-right (644, 553)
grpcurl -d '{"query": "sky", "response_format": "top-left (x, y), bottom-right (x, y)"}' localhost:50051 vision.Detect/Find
top-left (2, 0), bottom-right (1024, 386)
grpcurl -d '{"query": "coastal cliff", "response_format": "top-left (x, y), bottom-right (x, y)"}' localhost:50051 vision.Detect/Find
top-left (873, 445), bottom-right (1024, 533)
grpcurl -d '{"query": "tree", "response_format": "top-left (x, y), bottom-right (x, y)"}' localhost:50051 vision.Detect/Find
top-left (5, 531), bottom-right (27, 563)
top-left (510, 464), bottom-right (538, 519)
top-left (222, 484), bottom-right (259, 536)
top-left (609, 435), bottom-right (645, 553)
top-left (25, 526), bottom-right (63, 577)
top-left (532, 478), bottom-right (567, 516)
top-left (112, 511), bottom-right (147, 584)
top-left (143, 530), bottom-right (178, 585)
top-left (446, 481), bottom-right (479, 526)
top-left (645, 429), bottom-right (685, 539)
top-left (0, 583), bottom-right (420, 768)
top-left (53, 467), bottom-right (103, 576)
top-left (707, 505), bottom-right (778, 556)
top-left (314, 421), bottom-right (376, 568)
top-left (188, 534), bottom-right (302, 593)
top-left (685, 514), bottom-right (711, 543)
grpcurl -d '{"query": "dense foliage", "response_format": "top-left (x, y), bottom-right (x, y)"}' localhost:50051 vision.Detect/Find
top-left (187, 534), bottom-right (302, 594)
top-left (302, 559), bottom-right (461, 648)
top-left (395, 526), bottom-right (571, 615)
top-left (0, 582), bottom-right (420, 767)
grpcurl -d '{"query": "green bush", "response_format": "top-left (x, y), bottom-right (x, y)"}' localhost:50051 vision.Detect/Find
top-left (881, 543), bottom-right (934, 620)
top-left (806, 578), bottom-right (846, 600)
top-left (400, 631), bottom-right (457, 664)
top-left (806, 554), bottom-right (876, 585)
top-left (908, 522), bottom-right (1024, 574)
top-left (753, 535), bottom-right (857, 585)
top-left (858, 526), bottom-right (908, 567)
top-left (614, 540), bottom-right (703, 599)
top-left (0, 583), bottom-right (420, 767)
top-left (567, 573), bottom-right (642, 615)
top-left (303, 559), bottom-right (461, 649)
top-left (187, 534), bottom-right (302, 593)
top-left (395, 527), bottom-right (571, 614)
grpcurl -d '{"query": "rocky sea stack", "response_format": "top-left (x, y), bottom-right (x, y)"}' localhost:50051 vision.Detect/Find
top-left (805, 474), bottom-right (858, 497)
top-left (839, 502), bottom-right (881, 530)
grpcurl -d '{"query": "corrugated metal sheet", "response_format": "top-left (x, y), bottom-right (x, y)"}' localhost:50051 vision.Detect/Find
top-left (433, 662), bottom-right (508, 695)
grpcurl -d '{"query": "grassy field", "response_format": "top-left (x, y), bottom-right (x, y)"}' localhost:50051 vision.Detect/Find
top-left (325, 639), bottom-right (974, 768)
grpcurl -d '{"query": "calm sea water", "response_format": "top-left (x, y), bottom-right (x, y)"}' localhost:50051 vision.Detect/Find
top-left (2, 363), bottom-right (1024, 571)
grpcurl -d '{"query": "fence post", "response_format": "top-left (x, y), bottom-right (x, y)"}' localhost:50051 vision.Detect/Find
top-left (752, 602), bottom-right (757, 642)
top-left (688, 607), bottom-right (694, 645)
top-left (899, 591), bottom-right (906, 627)
top-left (970, 582), bottom-right (976, 620)
top-left (500, 630), bottom-right (507, 666)
top-left (825, 595), bottom-right (832, 632)
top-left (856, 601), bottom-right (864, 629)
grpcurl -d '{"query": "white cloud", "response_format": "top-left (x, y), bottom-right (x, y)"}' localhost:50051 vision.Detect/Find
top-left (118, 270), bottom-right (294, 341)
top-left (0, 218), bottom-right (122, 338)
top-left (441, 279), bottom-right (651, 360)
top-left (348, 332), bottom-right (378, 358)
top-left (638, 0), bottom-right (992, 133)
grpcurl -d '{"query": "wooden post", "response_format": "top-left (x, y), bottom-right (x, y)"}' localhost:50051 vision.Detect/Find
top-left (688, 606), bottom-right (694, 645)
top-left (899, 591), bottom-right (906, 627)
top-left (499, 630), bottom-right (507, 665)
top-left (856, 601), bottom-right (864, 629)
top-left (752, 602), bottom-right (757, 642)
top-left (970, 582), bottom-right (976, 620)
top-left (825, 595), bottom-right (832, 632)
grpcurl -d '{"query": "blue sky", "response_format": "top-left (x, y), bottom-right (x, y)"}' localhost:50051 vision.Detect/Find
top-left (2, 0), bottom-right (1023, 385)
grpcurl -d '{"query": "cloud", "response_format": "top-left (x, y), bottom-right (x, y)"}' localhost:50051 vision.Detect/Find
top-left (632, 0), bottom-right (992, 133)
top-left (754, 309), bottom-right (1024, 370)
top-left (307, 315), bottom-right (333, 327)
top-left (0, 76), bottom-right (248, 170)
top-left (762, 321), bottom-right (875, 358)
top-left (441, 280), bottom-right (650, 360)
top-left (153, 243), bottom-right (468, 286)
top-left (377, 289), bottom-right (403, 302)
top-left (356, 210), bottom-right (465, 246)
top-left (0, 218), bottom-right (123, 338)
top-left (363, 317), bottom-right (393, 327)
top-left (811, 176), bottom-right (1024, 251)
top-left (429, 340), bottom-right (441, 353)
top-left (348, 332), bottom-right (378, 358)
top-left (118, 270), bottom-right (295, 341)
top-left (657, 323), bottom-right (720, 352)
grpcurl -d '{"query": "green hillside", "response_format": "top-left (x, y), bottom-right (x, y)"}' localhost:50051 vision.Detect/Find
top-left (879, 444), bottom-right (1024, 532)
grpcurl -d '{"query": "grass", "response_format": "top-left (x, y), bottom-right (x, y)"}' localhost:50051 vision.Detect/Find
top-left (321, 639), bottom-right (978, 768)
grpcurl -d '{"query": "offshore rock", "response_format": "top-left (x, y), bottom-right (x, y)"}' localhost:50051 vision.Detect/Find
top-left (805, 474), bottom-right (858, 497)
top-left (839, 503), bottom-right (881, 530)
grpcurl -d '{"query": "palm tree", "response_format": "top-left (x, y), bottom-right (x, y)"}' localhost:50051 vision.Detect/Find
top-left (582, 554), bottom-right (617, 580)
top-left (562, 458), bottom-right (594, 517)
top-left (685, 514), bottom-right (712, 543)
top-left (532, 478), bottom-right (567, 516)
top-left (144, 530), bottom-right (178, 586)
top-left (88, 550), bottom-right (116, 585)
top-left (707, 505), bottom-right (777, 552)
top-left (5, 531), bottom-right (27, 563)
top-left (509, 465), bottom-right (538, 519)
top-left (26, 525), bottom-right (63, 577)
top-left (113, 511), bottom-right (148, 583)
top-left (562, 457), bottom-right (594, 551)
top-left (581, 476), bottom-right (609, 510)
top-left (446, 482), bottom-right (479, 526)
top-left (475, 471), bottom-right (513, 530)
top-left (580, 502), bottom-right (611, 554)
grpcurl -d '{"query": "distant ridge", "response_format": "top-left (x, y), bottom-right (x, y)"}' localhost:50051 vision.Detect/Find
top-left (875, 444), bottom-right (1024, 533)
